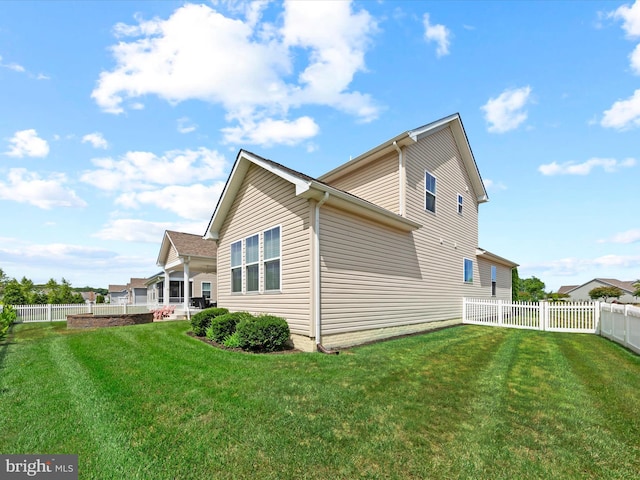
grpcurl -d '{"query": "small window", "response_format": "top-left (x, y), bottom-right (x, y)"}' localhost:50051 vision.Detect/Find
top-left (202, 282), bottom-right (211, 299)
top-left (457, 194), bottom-right (463, 215)
top-left (425, 171), bottom-right (436, 213)
top-left (245, 234), bottom-right (259, 292)
top-left (264, 226), bottom-right (281, 291)
top-left (491, 266), bottom-right (497, 296)
top-left (464, 258), bottom-right (473, 283)
top-left (231, 241), bottom-right (242, 293)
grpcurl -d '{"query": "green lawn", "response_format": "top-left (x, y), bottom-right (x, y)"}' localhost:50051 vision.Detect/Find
top-left (1, 321), bottom-right (638, 479)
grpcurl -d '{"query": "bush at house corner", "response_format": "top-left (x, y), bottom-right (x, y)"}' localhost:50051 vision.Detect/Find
top-left (190, 307), bottom-right (229, 337)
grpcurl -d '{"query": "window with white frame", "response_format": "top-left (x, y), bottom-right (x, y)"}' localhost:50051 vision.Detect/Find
top-left (464, 258), bottom-right (473, 283)
top-left (491, 266), bottom-right (497, 296)
top-left (457, 194), bottom-right (463, 215)
top-left (263, 226), bottom-right (281, 291)
top-left (245, 234), bottom-right (259, 292)
top-left (425, 171), bottom-right (436, 213)
top-left (231, 240), bottom-right (242, 293)
top-left (202, 281), bottom-right (211, 299)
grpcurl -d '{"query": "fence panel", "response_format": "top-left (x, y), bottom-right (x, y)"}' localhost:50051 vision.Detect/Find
top-left (11, 303), bottom-right (158, 323)
top-left (546, 302), bottom-right (597, 333)
top-left (600, 303), bottom-right (640, 354)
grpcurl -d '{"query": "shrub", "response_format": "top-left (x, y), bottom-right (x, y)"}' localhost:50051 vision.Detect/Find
top-left (0, 304), bottom-right (17, 341)
top-left (206, 311), bottom-right (254, 343)
top-left (222, 331), bottom-right (242, 348)
top-left (190, 307), bottom-right (229, 337)
top-left (236, 314), bottom-right (290, 352)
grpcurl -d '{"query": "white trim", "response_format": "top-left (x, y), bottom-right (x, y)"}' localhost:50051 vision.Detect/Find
top-left (425, 170), bottom-right (437, 214)
top-left (463, 257), bottom-right (474, 284)
top-left (230, 240), bottom-right (242, 293)
top-left (263, 225), bottom-right (282, 293)
top-left (245, 233), bottom-right (260, 293)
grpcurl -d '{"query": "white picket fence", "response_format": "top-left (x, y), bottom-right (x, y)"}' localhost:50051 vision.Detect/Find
top-left (463, 298), bottom-right (640, 354)
top-left (8, 303), bottom-right (157, 323)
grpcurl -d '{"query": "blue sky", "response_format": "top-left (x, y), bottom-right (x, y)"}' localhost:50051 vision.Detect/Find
top-left (0, 0), bottom-right (638, 292)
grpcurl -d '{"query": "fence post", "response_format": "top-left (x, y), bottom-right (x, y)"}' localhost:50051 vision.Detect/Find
top-left (625, 305), bottom-right (630, 349)
top-left (594, 302), bottom-right (601, 335)
top-left (47, 304), bottom-right (53, 322)
top-left (498, 300), bottom-right (503, 326)
top-left (540, 301), bottom-right (547, 331)
top-left (462, 298), bottom-right (467, 324)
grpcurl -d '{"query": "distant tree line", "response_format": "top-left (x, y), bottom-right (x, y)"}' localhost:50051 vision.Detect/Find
top-left (0, 267), bottom-right (106, 305)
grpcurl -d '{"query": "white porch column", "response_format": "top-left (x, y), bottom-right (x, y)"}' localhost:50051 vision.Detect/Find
top-left (163, 270), bottom-right (170, 305)
top-left (183, 259), bottom-right (190, 312)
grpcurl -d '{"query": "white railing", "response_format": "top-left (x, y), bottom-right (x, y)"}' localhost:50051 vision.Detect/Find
top-left (11, 303), bottom-right (159, 323)
top-left (599, 303), bottom-right (640, 355)
top-left (463, 298), bottom-right (598, 333)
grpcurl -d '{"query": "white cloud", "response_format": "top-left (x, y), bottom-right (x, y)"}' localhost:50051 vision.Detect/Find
top-left (423, 13), bottom-right (451, 57)
top-left (631, 43), bottom-right (640, 74)
top-left (481, 86), bottom-right (532, 133)
top-left (601, 89), bottom-right (640, 129)
top-left (177, 117), bottom-right (197, 134)
top-left (222, 116), bottom-right (319, 146)
top-left (93, 219), bottom-right (175, 243)
top-left (0, 168), bottom-right (87, 209)
top-left (5, 129), bottom-right (50, 158)
top-left (601, 229), bottom-right (640, 244)
top-left (115, 182), bottom-right (226, 221)
top-left (80, 147), bottom-right (227, 192)
top-left (0, 56), bottom-right (25, 72)
top-left (538, 157), bottom-right (636, 175)
top-left (611, 1), bottom-right (640, 38)
top-left (82, 132), bottom-right (109, 149)
top-left (483, 179), bottom-right (507, 191)
top-left (91, 1), bottom-right (379, 146)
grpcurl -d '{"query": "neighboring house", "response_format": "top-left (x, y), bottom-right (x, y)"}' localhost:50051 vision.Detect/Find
top-left (204, 113), bottom-right (518, 352)
top-left (108, 284), bottom-right (128, 304)
top-left (151, 230), bottom-right (217, 310)
top-left (108, 279), bottom-right (150, 305)
top-left (559, 278), bottom-right (638, 303)
top-left (80, 291), bottom-right (97, 304)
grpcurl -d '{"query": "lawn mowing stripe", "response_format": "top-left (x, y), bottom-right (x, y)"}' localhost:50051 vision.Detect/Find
top-left (47, 335), bottom-right (151, 479)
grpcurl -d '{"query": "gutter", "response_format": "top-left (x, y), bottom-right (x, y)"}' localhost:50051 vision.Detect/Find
top-left (314, 192), bottom-right (338, 355)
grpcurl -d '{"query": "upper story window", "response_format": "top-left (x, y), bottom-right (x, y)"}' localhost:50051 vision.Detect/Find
top-left (425, 171), bottom-right (436, 213)
top-left (457, 194), bottom-right (463, 215)
top-left (245, 234), bottom-right (259, 292)
top-left (463, 258), bottom-right (473, 283)
top-left (231, 241), bottom-right (242, 293)
top-left (264, 226), bottom-right (281, 291)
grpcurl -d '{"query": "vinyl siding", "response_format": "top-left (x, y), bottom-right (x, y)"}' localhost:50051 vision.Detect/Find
top-left (476, 257), bottom-right (513, 300)
top-left (166, 245), bottom-right (179, 265)
top-left (327, 150), bottom-right (399, 213)
top-left (319, 125), bottom-right (499, 334)
top-left (193, 273), bottom-right (217, 301)
top-left (217, 164), bottom-right (312, 335)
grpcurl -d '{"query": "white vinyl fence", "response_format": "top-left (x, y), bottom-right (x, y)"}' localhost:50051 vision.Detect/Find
top-left (463, 298), bottom-right (640, 354)
top-left (599, 302), bottom-right (640, 355)
top-left (463, 298), bottom-right (598, 333)
top-left (9, 303), bottom-right (156, 323)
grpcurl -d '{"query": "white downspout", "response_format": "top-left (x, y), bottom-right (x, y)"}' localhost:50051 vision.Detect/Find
top-left (393, 141), bottom-right (405, 216)
top-left (315, 192), bottom-right (330, 349)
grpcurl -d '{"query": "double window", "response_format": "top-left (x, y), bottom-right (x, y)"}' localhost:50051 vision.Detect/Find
top-left (425, 171), bottom-right (436, 213)
top-left (230, 226), bottom-right (281, 294)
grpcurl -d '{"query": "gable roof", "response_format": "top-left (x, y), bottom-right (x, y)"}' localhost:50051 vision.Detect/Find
top-left (563, 278), bottom-right (637, 295)
top-left (557, 285), bottom-right (578, 295)
top-left (319, 113), bottom-right (488, 204)
top-left (157, 230), bottom-right (217, 271)
top-left (127, 278), bottom-right (148, 290)
top-left (205, 150), bottom-right (422, 240)
top-left (108, 284), bottom-right (127, 293)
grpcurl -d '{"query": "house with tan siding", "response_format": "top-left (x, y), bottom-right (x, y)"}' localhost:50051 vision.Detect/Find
top-left (559, 278), bottom-right (638, 304)
top-left (204, 113), bottom-right (517, 351)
